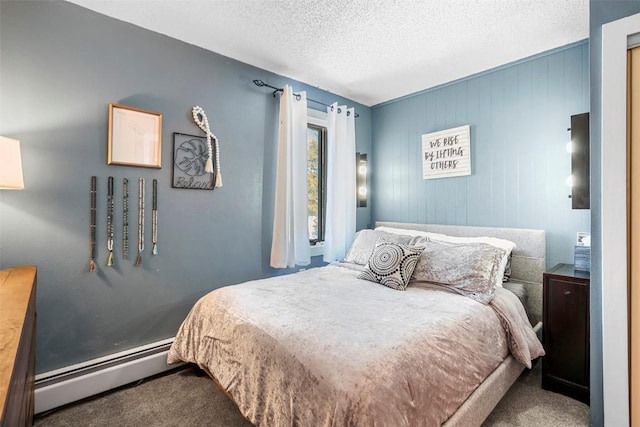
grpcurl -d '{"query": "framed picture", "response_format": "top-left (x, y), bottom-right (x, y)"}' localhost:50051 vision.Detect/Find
top-left (108, 103), bottom-right (162, 168)
top-left (577, 232), bottom-right (591, 247)
top-left (172, 133), bottom-right (215, 190)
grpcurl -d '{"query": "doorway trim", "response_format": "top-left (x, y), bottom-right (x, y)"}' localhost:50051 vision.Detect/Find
top-left (602, 12), bottom-right (640, 426)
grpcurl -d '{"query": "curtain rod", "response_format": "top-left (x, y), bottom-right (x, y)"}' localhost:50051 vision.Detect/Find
top-left (253, 80), bottom-right (359, 118)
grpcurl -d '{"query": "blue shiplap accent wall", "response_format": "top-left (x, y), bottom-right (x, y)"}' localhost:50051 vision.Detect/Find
top-left (371, 41), bottom-right (590, 267)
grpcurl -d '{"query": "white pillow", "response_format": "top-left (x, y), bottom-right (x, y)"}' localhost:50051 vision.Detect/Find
top-left (376, 226), bottom-right (515, 288)
top-left (375, 226), bottom-right (430, 238)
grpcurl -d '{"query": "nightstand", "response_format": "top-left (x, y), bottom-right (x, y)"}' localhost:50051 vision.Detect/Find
top-left (542, 263), bottom-right (590, 404)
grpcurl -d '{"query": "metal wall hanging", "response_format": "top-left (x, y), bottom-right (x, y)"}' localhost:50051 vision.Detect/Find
top-left (87, 175), bottom-right (160, 271)
top-left (122, 178), bottom-right (129, 259)
top-left (89, 176), bottom-right (97, 272)
top-left (136, 177), bottom-right (145, 267)
top-left (172, 133), bottom-right (215, 190)
top-left (106, 176), bottom-right (114, 267)
top-left (152, 179), bottom-right (158, 255)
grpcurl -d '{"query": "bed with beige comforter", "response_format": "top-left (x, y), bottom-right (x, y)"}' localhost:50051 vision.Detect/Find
top-left (168, 262), bottom-right (544, 426)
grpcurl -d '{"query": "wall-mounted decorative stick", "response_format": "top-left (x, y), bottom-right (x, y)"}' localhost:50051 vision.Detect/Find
top-left (136, 177), bottom-right (144, 267)
top-left (122, 178), bottom-right (129, 259)
top-left (89, 176), bottom-right (97, 272)
top-left (106, 176), bottom-right (114, 267)
top-left (152, 179), bottom-right (158, 255)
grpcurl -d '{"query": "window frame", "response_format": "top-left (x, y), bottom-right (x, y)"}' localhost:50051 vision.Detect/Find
top-left (307, 109), bottom-right (328, 246)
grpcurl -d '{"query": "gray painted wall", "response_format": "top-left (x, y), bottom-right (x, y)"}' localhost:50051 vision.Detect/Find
top-left (371, 42), bottom-right (590, 269)
top-left (0, 1), bottom-right (372, 373)
top-left (589, 1), bottom-right (640, 426)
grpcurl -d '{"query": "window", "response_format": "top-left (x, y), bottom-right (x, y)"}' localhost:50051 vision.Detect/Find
top-left (307, 123), bottom-right (326, 243)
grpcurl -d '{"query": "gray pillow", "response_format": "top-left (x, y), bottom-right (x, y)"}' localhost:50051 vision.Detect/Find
top-left (358, 242), bottom-right (424, 291)
top-left (503, 254), bottom-right (513, 282)
top-left (345, 229), bottom-right (413, 265)
top-left (410, 240), bottom-right (506, 304)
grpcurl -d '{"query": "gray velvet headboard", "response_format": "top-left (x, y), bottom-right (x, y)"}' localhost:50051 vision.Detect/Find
top-left (375, 222), bottom-right (546, 324)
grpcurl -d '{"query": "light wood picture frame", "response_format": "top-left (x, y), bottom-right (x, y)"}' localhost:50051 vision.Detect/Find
top-left (108, 103), bottom-right (162, 168)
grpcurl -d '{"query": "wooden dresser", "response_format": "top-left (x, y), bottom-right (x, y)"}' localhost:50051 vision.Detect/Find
top-left (0, 266), bottom-right (37, 427)
top-left (542, 263), bottom-right (589, 404)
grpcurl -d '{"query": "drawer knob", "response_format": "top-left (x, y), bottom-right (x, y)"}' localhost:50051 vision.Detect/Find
top-left (564, 290), bottom-right (572, 295)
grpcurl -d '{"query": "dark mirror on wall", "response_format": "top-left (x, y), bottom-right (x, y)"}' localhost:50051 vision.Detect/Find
top-left (570, 112), bottom-right (590, 209)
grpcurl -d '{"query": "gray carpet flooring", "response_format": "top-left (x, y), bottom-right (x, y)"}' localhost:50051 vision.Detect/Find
top-left (34, 361), bottom-right (588, 426)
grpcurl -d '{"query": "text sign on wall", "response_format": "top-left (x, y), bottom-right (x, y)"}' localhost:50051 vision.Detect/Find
top-left (422, 125), bottom-right (471, 179)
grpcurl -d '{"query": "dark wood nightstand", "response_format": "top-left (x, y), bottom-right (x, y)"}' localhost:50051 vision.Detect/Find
top-left (542, 263), bottom-right (590, 404)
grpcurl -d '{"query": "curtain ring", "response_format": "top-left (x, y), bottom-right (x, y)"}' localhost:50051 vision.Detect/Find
top-left (295, 93), bottom-right (301, 101)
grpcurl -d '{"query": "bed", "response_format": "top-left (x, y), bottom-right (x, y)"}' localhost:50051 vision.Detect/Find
top-left (168, 222), bottom-right (546, 426)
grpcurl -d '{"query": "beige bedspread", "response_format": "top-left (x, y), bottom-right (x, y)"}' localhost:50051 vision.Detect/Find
top-left (168, 263), bottom-right (544, 426)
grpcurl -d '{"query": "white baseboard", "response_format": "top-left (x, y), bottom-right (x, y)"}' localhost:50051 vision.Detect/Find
top-left (35, 338), bottom-right (183, 415)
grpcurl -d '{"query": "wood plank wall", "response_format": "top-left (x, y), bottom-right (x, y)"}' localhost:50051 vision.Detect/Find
top-left (371, 42), bottom-right (590, 267)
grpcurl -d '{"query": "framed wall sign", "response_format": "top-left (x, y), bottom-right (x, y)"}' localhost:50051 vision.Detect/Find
top-left (108, 103), bottom-right (162, 168)
top-left (577, 232), bottom-right (591, 247)
top-left (172, 133), bottom-right (215, 190)
top-left (421, 125), bottom-right (471, 179)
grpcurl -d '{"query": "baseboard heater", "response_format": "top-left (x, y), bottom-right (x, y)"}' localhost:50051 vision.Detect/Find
top-left (34, 337), bottom-right (183, 415)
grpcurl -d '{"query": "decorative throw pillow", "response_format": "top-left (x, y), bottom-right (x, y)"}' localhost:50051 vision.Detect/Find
top-left (345, 229), bottom-right (413, 265)
top-left (410, 233), bottom-right (515, 288)
top-left (410, 240), bottom-right (507, 304)
top-left (358, 242), bottom-right (424, 291)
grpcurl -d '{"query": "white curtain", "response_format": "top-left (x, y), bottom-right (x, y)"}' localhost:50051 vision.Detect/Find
top-left (270, 85), bottom-right (310, 268)
top-left (323, 104), bottom-right (356, 263)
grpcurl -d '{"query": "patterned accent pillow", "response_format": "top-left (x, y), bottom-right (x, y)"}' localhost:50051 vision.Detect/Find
top-left (410, 239), bottom-right (507, 304)
top-left (345, 229), bottom-right (413, 265)
top-left (358, 242), bottom-right (424, 291)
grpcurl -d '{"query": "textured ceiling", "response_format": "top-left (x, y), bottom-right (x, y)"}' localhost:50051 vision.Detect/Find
top-left (66, 0), bottom-right (589, 106)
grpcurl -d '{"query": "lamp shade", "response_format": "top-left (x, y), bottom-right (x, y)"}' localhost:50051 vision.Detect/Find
top-left (0, 136), bottom-right (25, 190)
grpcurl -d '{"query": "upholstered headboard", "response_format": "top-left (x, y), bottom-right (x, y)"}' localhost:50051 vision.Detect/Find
top-left (375, 222), bottom-right (546, 324)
